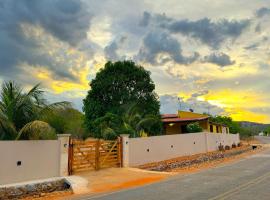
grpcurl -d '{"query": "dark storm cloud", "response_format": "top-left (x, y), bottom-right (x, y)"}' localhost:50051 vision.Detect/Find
top-left (256, 7), bottom-right (270, 18)
top-left (139, 11), bottom-right (151, 27)
top-left (140, 12), bottom-right (250, 49)
top-left (136, 31), bottom-right (200, 65)
top-left (163, 18), bottom-right (250, 48)
top-left (203, 52), bottom-right (235, 67)
top-left (0, 0), bottom-right (91, 81)
top-left (104, 36), bottom-right (127, 61)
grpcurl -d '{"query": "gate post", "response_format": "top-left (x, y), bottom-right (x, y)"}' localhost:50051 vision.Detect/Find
top-left (120, 134), bottom-right (130, 167)
top-left (57, 134), bottom-right (71, 176)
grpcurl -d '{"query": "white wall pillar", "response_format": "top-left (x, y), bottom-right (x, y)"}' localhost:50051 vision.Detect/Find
top-left (120, 134), bottom-right (130, 167)
top-left (57, 134), bottom-right (71, 176)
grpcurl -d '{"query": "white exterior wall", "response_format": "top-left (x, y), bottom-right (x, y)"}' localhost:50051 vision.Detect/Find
top-left (0, 140), bottom-right (61, 185)
top-left (125, 132), bottom-right (240, 166)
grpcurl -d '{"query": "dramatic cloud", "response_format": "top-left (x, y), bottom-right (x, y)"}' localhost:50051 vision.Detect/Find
top-left (104, 36), bottom-right (127, 61)
top-left (160, 94), bottom-right (225, 116)
top-left (163, 18), bottom-right (250, 48)
top-left (1, 0), bottom-right (270, 123)
top-left (0, 0), bottom-right (92, 82)
top-left (203, 52), bottom-right (235, 67)
top-left (137, 31), bottom-right (199, 64)
top-left (256, 7), bottom-right (270, 18)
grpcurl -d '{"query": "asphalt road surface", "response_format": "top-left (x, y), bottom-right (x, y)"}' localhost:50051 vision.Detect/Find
top-left (76, 147), bottom-right (270, 200)
top-left (255, 136), bottom-right (270, 144)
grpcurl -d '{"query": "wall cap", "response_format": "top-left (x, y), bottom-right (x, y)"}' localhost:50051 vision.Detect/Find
top-left (120, 134), bottom-right (130, 138)
top-left (57, 134), bottom-right (71, 138)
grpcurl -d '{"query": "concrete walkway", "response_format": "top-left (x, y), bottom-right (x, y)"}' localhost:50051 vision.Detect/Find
top-left (67, 168), bottom-right (171, 198)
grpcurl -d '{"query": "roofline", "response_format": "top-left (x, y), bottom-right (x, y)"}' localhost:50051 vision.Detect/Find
top-left (162, 117), bottom-right (209, 123)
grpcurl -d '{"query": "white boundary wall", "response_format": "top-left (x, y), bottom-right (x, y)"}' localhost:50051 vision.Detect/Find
top-left (0, 135), bottom-right (70, 185)
top-left (122, 132), bottom-right (240, 166)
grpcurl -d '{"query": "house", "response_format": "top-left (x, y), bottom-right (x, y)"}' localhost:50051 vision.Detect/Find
top-left (162, 111), bottom-right (229, 135)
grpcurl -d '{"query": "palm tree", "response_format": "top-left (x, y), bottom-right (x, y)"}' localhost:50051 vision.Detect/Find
top-left (121, 103), bottom-right (162, 137)
top-left (0, 81), bottom-right (71, 140)
top-left (92, 103), bottom-right (162, 139)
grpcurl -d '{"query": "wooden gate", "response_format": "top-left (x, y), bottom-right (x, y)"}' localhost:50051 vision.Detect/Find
top-left (68, 138), bottom-right (122, 175)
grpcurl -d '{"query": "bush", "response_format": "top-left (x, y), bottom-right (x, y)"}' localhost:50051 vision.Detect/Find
top-left (186, 122), bottom-right (203, 133)
top-left (225, 145), bottom-right (231, 150)
top-left (218, 143), bottom-right (224, 151)
top-left (232, 143), bottom-right (237, 148)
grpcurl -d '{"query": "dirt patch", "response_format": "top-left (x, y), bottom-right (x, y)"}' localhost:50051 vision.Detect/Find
top-left (59, 167), bottom-right (171, 199)
top-left (138, 145), bottom-right (262, 172)
top-left (91, 176), bottom-right (164, 193)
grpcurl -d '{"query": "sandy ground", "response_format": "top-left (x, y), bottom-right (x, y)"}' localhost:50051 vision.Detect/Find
top-left (74, 168), bottom-right (170, 193)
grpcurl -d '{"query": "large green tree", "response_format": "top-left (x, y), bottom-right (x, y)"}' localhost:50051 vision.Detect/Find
top-left (83, 61), bottom-right (161, 138)
top-left (0, 81), bottom-right (70, 140)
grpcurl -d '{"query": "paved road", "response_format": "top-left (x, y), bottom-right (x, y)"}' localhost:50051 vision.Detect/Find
top-left (75, 148), bottom-right (270, 200)
top-left (255, 136), bottom-right (270, 144)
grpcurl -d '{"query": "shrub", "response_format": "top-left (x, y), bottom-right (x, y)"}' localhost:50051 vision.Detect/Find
top-left (186, 122), bottom-right (203, 133)
top-left (218, 143), bottom-right (224, 151)
top-left (225, 145), bottom-right (231, 150)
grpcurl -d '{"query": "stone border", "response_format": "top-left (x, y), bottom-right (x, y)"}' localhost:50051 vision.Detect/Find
top-left (0, 179), bottom-right (71, 199)
top-left (139, 146), bottom-right (255, 172)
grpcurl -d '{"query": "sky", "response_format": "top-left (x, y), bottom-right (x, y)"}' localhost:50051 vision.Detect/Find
top-left (0, 0), bottom-right (270, 123)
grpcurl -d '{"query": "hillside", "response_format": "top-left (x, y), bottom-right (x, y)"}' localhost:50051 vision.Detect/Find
top-left (238, 121), bottom-right (270, 134)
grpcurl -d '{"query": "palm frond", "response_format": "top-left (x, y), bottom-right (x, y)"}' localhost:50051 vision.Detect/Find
top-left (0, 110), bottom-right (17, 140)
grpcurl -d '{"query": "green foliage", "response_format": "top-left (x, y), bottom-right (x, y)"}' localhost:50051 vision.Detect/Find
top-left (91, 103), bottom-right (162, 139)
top-left (209, 115), bottom-right (241, 134)
top-left (264, 126), bottom-right (270, 135)
top-left (83, 61), bottom-right (161, 138)
top-left (238, 127), bottom-right (254, 139)
top-left (92, 113), bottom-right (122, 140)
top-left (0, 81), bottom-right (70, 140)
top-left (42, 108), bottom-right (87, 139)
top-left (209, 115), bottom-right (257, 138)
top-left (186, 122), bottom-right (203, 133)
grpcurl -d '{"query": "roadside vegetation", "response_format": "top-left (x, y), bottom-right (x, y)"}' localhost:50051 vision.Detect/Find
top-left (0, 81), bottom-right (73, 140)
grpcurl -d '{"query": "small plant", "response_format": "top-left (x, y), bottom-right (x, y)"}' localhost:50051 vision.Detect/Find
top-left (186, 122), bottom-right (203, 133)
top-left (225, 145), bottom-right (231, 150)
top-left (218, 143), bottom-right (224, 151)
top-left (232, 143), bottom-right (237, 148)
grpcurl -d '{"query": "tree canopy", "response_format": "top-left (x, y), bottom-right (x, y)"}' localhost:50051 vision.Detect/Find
top-left (83, 61), bottom-right (161, 139)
